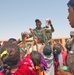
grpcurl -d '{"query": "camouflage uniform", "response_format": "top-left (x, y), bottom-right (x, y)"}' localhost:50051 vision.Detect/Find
top-left (43, 26), bottom-right (54, 46)
top-left (66, 38), bottom-right (74, 52)
top-left (33, 27), bottom-right (48, 45)
top-left (66, 31), bottom-right (74, 52)
top-left (44, 18), bottom-right (54, 41)
top-left (45, 28), bottom-right (52, 40)
top-left (67, 53), bottom-right (74, 75)
top-left (66, 31), bottom-right (74, 75)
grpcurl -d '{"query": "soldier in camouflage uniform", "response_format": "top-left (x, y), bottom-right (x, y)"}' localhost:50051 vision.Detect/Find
top-left (66, 31), bottom-right (74, 53)
top-left (43, 18), bottom-right (55, 46)
top-left (66, 31), bottom-right (74, 74)
top-left (29, 19), bottom-right (48, 45)
top-left (44, 18), bottom-right (55, 41)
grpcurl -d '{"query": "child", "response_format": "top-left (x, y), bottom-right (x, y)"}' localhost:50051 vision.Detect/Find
top-left (34, 36), bottom-right (54, 75)
top-left (53, 43), bottom-right (67, 75)
top-left (0, 42), bottom-right (37, 75)
top-left (41, 45), bottom-right (54, 75)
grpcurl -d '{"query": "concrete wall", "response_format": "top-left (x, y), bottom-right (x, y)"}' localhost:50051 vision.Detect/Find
top-left (0, 37), bottom-right (69, 46)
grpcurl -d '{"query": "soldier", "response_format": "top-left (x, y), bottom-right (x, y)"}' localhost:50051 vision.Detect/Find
top-left (29, 19), bottom-right (48, 45)
top-left (70, 31), bottom-right (74, 38)
top-left (44, 18), bottom-right (55, 41)
top-left (29, 19), bottom-right (44, 36)
top-left (43, 18), bottom-right (55, 47)
top-left (66, 31), bottom-right (74, 53)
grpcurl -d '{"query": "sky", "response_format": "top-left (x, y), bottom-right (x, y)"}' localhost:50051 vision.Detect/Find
top-left (0, 0), bottom-right (73, 40)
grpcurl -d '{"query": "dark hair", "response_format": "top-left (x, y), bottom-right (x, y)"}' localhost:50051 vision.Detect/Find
top-left (8, 38), bottom-right (17, 43)
top-left (35, 19), bottom-right (41, 23)
top-left (67, 0), bottom-right (74, 9)
top-left (30, 51), bottom-right (41, 66)
top-left (0, 43), bottom-right (20, 75)
top-left (43, 45), bottom-right (52, 56)
top-left (53, 44), bottom-right (62, 56)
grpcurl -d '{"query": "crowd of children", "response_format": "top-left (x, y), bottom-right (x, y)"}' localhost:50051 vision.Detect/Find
top-left (0, 0), bottom-right (74, 75)
top-left (0, 36), bottom-right (68, 75)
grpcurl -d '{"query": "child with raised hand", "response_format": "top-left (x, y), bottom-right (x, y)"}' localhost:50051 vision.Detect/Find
top-left (20, 39), bottom-right (45, 75)
top-left (33, 36), bottom-right (54, 75)
top-left (41, 45), bottom-right (54, 75)
top-left (0, 42), bottom-right (20, 75)
top-left (0, 42), bottom-right (37, 75)
top-left (53, 42), bottom-right (68, 75)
